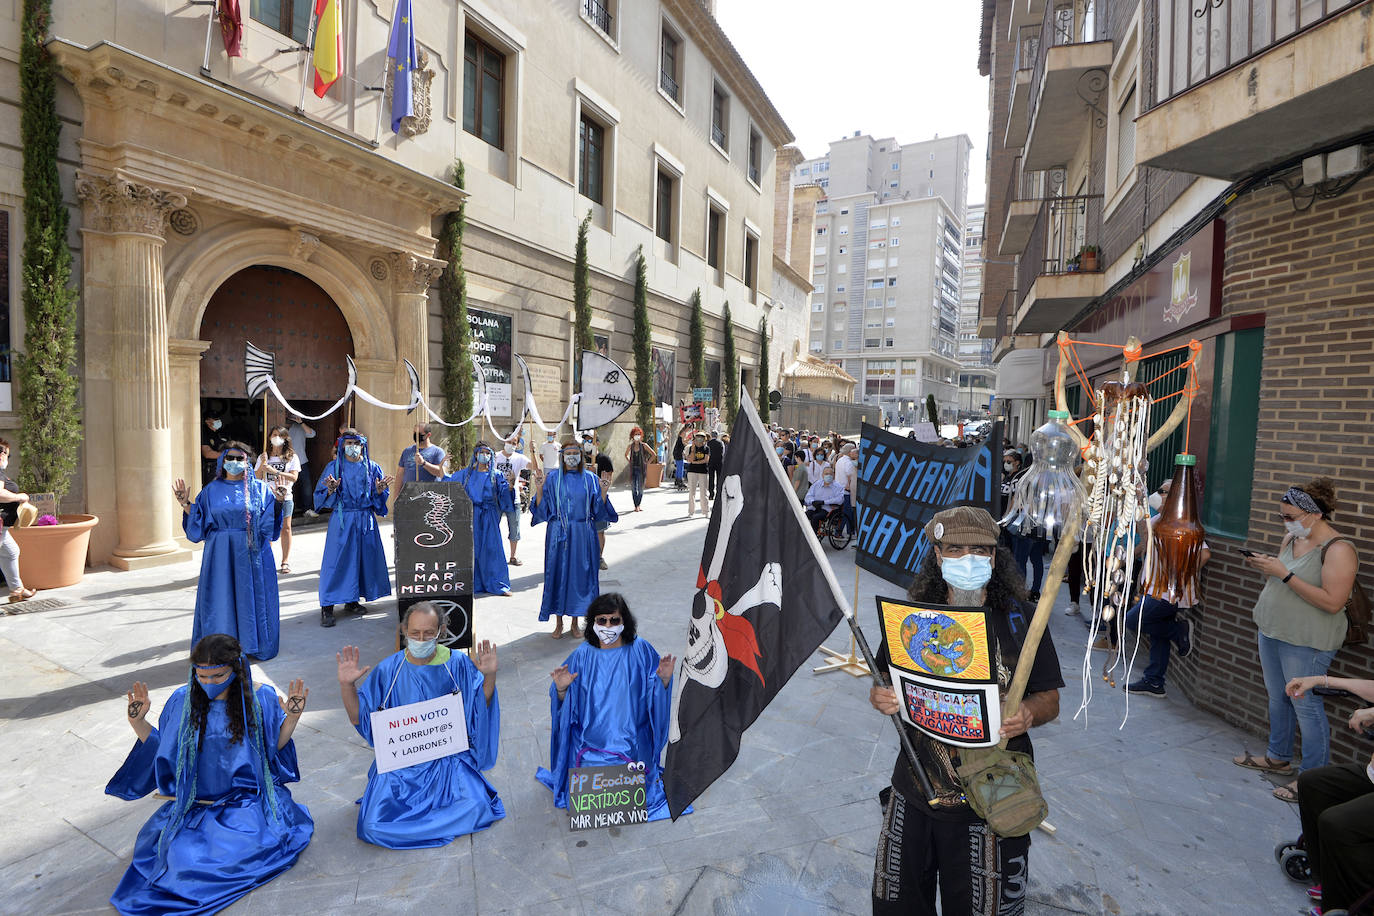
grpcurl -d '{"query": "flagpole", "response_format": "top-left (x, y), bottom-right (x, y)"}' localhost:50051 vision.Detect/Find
top-left (199, 0), bottom-right (217, 75)
top-left (373, 57), bottom-right (391, 143)
top-left (297, 2), bottom-right (321, 113)
top-left (812, 560), bottom-right (869, 676)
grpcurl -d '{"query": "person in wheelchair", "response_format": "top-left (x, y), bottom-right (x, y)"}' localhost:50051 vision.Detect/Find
top-left (1286, 673), bottom-right (1374, 916)
top-left (804, 468), bottom-right (846, 536)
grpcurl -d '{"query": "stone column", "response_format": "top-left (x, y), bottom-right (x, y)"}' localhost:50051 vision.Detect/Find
top-left (77, 173), bottom-right (192, 569)
top-left (389, 251), bottom-right (444, 453)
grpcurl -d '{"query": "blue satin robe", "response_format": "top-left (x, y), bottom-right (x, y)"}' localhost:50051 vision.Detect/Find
top-left (530, 470), bottom-right (617, 620)
top-left (446, 467), bottom-right (515, 595)
top-left (353, 649), bottom-right (504, 848)
top-left (105, 685), bottom-right (313, 915)
top-left (183, 478), bottom-right (283, 660)
top-left (313, 457), bottom-right (391, 606)
top-left (535, 638), bottom-right (680, 821)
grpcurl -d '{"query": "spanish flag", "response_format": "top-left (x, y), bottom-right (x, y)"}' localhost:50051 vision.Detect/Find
top-left (311, 0), bottom-right (341, 98)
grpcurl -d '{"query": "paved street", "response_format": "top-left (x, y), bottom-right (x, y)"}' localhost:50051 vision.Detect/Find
top-left (1, 480), bottom-right (1316, 916)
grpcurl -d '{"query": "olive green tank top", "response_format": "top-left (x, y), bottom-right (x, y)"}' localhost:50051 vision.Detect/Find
top-left (1252, 538), bottom-right (1349, 652)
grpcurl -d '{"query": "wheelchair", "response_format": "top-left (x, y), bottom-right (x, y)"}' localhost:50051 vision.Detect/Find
top-left (810, 504), bottom-right (852, 551)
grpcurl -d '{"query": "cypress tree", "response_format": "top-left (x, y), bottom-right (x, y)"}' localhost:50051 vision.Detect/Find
top-left (18, 0), bottom-right (81, 497)
top-left (925, 393), bottom-right (939, 426)
top-left (688, 289), bottom-right (705, 390)
top-left (439, 160), bottom-right (474, 462)
top-left (756, 318), bottom-right (770, 423)
top-left (574, 211), bottom-right (594, 353)
top-left (632, 250), bottom-right (653, 433)
top-left (722, 301), bottom-right (738, 426)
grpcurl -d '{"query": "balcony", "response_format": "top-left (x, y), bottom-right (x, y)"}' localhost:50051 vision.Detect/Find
top-left (1137, 0), bottom-right (1374, 179)
top-left (1023, 1), bottom-right (1114, 171)
top-left (583, 0), bottom-right (613, 36)
top-left (998, 156), bottom-right (1061, 256)
top-left (1007, 0), bottom-right (1048, 34)
top-left (1012, 194), bottom-right (1104, 334)
top-left (1004, 27), bottom-right (1040, 148)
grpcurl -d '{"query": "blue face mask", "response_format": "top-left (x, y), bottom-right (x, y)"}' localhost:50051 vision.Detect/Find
top-left (198, 671), bottom-right (237, 699)
top-left (407, 637), bottom-right (437, 659)
top-left (476, 451), bottom-right (492, 465)
top-left (344, 444), bottom-right (362, 459)
top-left (222, 459), bottom-right (247, 476)
top-left (941, 554), bottom-right (994, 592)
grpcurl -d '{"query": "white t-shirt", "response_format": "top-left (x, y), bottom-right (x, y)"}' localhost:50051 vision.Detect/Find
top-left (493, 450), bottom-right (530, 495)
top-left (539, 440), bottom-right (561, 472)
top-left (287, 423), bottom-right (315, 466)
top-left (834, 454), bottom-right (857, 494)
top-left (255, 453), bottom-right (301, 491)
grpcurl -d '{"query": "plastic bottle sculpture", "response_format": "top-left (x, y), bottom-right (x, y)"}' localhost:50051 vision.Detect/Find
top-left (1005, 410), bottom-right (1086, 539)
top-left (1143, 454), bottom-right (1207, 606)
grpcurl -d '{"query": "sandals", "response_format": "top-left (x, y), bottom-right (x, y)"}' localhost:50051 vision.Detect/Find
top-left (1273, 781), bottom-right (1299, 803)
top-left (8, 588), bottom-right (35, 602)
top-left (1233, 752), bottom-right (1294, 775)
top-left (279, 562), bottom-right (291, 574)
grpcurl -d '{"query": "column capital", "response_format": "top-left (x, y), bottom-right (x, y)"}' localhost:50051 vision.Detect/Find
top-left (389, 251), bottom-right (445, 295)
top-left (76, 171), bottom-right (188, 237)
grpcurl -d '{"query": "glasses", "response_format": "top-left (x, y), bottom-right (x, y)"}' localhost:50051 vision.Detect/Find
top-left (1278, 511), bottom-right (1306, 523)
top-left (594, 616), bottom-right (622, 626)
top-left (223, 454), bottom-right (246, 463)
top-left (939, 543), bottom-right (995, 558)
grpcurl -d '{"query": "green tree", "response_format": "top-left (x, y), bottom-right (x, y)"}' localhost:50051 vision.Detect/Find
top-left (439, 161), bottom-right (475, 461)
top-left (688, 289), bottom-right (705, 389)
top-left (573, 211), bottom-right (594, 353)
top-left (722, 301), bottom-right (738, 426)
top-left (632, 250), bottom-right (654, 433)
top-left (756, 318), bottom-right (770, 423)
top-left (925, 393), bottom-right (939, 426)
top-left (18, 0), bottom-right (81, 498)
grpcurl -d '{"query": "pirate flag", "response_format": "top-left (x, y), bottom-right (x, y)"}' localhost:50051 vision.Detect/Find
top-left (663, 399), bottom-right (847, 819)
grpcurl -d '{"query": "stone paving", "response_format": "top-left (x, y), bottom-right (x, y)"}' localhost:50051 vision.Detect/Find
top-left (0, 480), bottom-right (1321, 915)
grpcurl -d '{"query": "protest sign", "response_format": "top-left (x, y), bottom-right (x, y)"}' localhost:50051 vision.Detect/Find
top-left (394, 481), bottom-right (474, 649)
top-left (692, 387), bottom-right (714, 403)
top-left (469, 307), bottom-right (513, 415)
top-left (567, 762), bottom-right (649, 831)
top-left (877, 597), bottom-right (1000, 747)
top-left (369, 692), bottom-right (469, 773)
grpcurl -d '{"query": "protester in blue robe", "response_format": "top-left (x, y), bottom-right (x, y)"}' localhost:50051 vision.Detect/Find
top-left (314, 429), bottom-right (393, 628)
top-left (444, 441), bottom-right (514, 596)
top-left (530, 439), bottom-right (618, 638)
top-left (106, 634), bottom-right (313, 915)
top-left (337, 601), bottom-right (504, 849)
top-left (536, 593), bottom-right (684, 821)
top-left (173, 443), bottom-right (285, 660)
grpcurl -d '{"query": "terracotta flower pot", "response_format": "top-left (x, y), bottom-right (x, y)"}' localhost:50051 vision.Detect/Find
top-left (645, 462), bottom-right (664, 489)
top-left (11, 514), bottom-right (98, 590)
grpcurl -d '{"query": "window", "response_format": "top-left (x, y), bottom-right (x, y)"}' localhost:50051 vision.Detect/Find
top-left (817, 178), bottom-right (829, 188)
top-left (837, 246), bottom-right (846, 255)
top-left (885, 338), bottom-right (894, 347)
top-left (659, 25), bottom-right (681, 103)
top-left (833, 320), bottom-right (844, 331)
top-left (250, 0), bottom-right (310, 41)
top-left (810, 339), bottom-right (823, 352)
top-left (891, 216), bottom-right (901, 226)
top-left (812, 301), bottom-right (825, 312)
top-left (838, 225), bottom-right (849, 235)
top-left (890, 237), bottom-right (901, 247)
top-left (743, 231), bottom-right (759, 297)
top-left (711, 84), bottom-right (729, 150)
top-left (1202, 329), bottom-right (1263, 536)
top-left (464, 32), bottom-right (505, 148)
top-left (891, 162), bottom-right (899, 171)
top-left (814, 245), bottom-right (827, 256)
top-left (578, 113), bottom-right (606, 204)
top-left (813, 265), bottom-right (827, 275)
top-left (835, 284), bottom-right (845, 292)
top-left (839, 207), bottom-right (849, 215)
top-left (837, 264), bottom-right (847, 273)
top-left (888, 277), bottom-right (898, 286)
top-left (889, 180), bottom-right (899, 188)
top-left (887, 297), bottom-right (896, 307)
top-left (655, 168), bottom-right (676, 243)
top-left (706, 204), bottom-right (725, 274)
top-left (816, 226), bottom-right (827, 236)
top-left (869, 241), bottom-right (885, 249)
top-left (835, 303), bottom-right (846, 311)
top-left (813, 282), bottom-right (825, 294)
top-left (582, 0), bottom-right (614, 37)
top-left (1115, 85), bottom-right (1137, 187)
top-left (866, 319), bottom-right (882, 329)
top-left (866, 298), bottom-right (882, 308)
top-left (747, 128), bottom-right (762, 185)
top-left (885, 316), bottom-right (896, 327)
top-left (864, 338), bottom-right (881, 350)
top-left (869, 279), bottom-right (883, 289)
top-left (815, 161), bottom-right (829, 173)
top-left (871, 219), bottom-right (887, 229)
top-left (816, 202), bottom-right (828, 214)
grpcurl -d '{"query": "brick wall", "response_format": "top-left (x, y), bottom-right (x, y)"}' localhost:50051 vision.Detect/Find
top-left (1172, 179), bottom-right (1374, 766)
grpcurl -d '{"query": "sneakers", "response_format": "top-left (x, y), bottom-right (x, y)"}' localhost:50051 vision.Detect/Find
top-left (1126, 678), bottom-right (1166, 698)
top-left (345, 601), bottom-right (367, 616)
top-left (1065, 602), bottom-right (1081, 616)
top-left (320, 607), bottom-right (336, 628)
top-left (1175, 616), bottom-right (1195, 659)
top-left (304, 509), bottom-right (319, 518)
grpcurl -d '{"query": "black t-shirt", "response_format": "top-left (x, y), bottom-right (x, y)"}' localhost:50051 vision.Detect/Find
top-left (707, 439), bottom-right (724, 468)
top-left (685, 442), bottom-right (710, 471)
top-left (881, 598), bottom-right (1064, 820)
top-left (672, 439), bottom-right (686, 461)
top-left (0, 471), bottom-right (19, 528)
top-left (201, 427), bottom-right (228, 483)
top-left (595, 454), bottom-right (614, 476)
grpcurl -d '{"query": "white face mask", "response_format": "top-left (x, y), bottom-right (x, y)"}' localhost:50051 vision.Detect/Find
top-left (1284, 517), bottom-right (1313, 539)
top-left (344, 444), bottom-right (362, 460)
top-left (633, 435), bottom-right (642, 442)
top-left (563, 453), bottom-right (581, 469)
top-left (1148, 492), bottom-right (1164, 512)
top-left (503, 444), bottom-right (514, 455)
top-left (594, 623), bottom-right (624, 645)
top-left (270, 436), bottom-right (284, 448)
top-left (209, 419), bottom-right (222, 431)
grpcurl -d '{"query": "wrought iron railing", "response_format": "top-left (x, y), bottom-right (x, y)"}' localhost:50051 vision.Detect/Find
top-left (1150, 0), bottom-right (1362, 106)
top-left (711, 124), bottom-right (726, 148)
top-left (997, 288), bottom-right (1019, 341)
top-left (1015, 193), bottom-right (1104, 309)
top-left (659, 69), bottom-right (679, 102)
top-left (1027, 1), bottom-right (1098, 142)
top-left (583, 0), bottom-right (613, 35)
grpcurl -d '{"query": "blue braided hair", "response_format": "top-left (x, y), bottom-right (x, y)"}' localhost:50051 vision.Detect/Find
top-left (332, 429), bottom-right (376, 504)
top-left (242, 661), bottom-right (282, 825)
top-left (156, 665), bottom-right (201, 872)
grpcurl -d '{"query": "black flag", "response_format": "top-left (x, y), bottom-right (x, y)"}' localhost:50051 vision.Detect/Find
top-left (663, 399), bottom-right (848, 819)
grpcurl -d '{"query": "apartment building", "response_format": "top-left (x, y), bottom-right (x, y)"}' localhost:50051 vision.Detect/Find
top-left (0, 0), bottom-right (790, 566)
top-left (957, 203), bottom-right (995, 416)
top-left (978, 0), bottom-right (1374, 759)
top-left (792, 133), bottom-right (972, 422)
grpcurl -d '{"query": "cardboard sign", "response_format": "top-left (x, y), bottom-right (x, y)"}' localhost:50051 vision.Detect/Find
top-left (370, 692), bottom-right (469, 773)
top-left (29, 492), bottom-right (57, 521)
top-left (878, 597), bottom-right (1001, 747)
top-left (567, 762), bottom-right (650, 831)
top-left (394, 482), bottom-right (474, 649)
top-left (692, 387), bottom-right (714, 403)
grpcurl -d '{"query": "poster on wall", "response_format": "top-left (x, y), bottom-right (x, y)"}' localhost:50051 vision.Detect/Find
top-left (651, 347), bottom-right (675, 408)
top-left (468, 307), bottom-right (513, 415)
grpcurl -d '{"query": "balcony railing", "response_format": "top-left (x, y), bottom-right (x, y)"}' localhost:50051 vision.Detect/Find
top-left (711, 124), bottom-right (726, 148)
top-left (583, 0), bottom-right (613, 35)
top-left (1015, 193), bottom-right (1104, 306)
top-left (996, 288), bottom-right (1019, 341)
top-left (659, 70), bottom-right (679, 102)
top-left (1027, 0), bottom-right (1097, 138)
top-left (1151, 0), bottom-right (1359, 106)
top-left (1003, 154), bottom-right (1063, 208)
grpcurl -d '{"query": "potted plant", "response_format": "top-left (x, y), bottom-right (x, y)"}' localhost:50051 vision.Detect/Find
top-left (1078, 244), bottom-right (1100, 272)
top-left (13, 0), bottom-right (96, 591)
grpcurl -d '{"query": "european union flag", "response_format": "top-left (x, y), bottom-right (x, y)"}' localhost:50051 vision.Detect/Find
top-left (388, 0), bottom-right (417, 133)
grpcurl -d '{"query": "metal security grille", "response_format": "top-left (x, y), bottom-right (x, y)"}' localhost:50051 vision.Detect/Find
top-left (1139, 348), bottom-right (1187, 494)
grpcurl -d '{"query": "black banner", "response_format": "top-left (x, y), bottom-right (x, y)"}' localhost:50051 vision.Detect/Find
top-left (393, 481), bottom-right (475, 649)
top-left (567, 763), bottom-right (649, 831)
top-left (855, 421), bottom-right (1003, 589)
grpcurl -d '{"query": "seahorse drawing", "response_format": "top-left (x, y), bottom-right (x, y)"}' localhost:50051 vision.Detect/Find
top-left (411, 490), bottom-right (454, 548)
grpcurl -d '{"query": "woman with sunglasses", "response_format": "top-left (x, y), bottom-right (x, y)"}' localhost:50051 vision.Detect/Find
top-left (106, 633), bottom-right (313, 915)
top-left (1236, 477), bottom-right (1358, 802)
top-left (535, 593), bottom-right (680, 820)
top-left (173, 442), bottom-right (287, 660)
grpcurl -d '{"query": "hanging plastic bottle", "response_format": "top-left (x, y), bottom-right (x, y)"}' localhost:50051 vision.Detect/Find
top-left (1006, 409), bottom-right (1086, 539)
top-left (1143, 454), bottom-right (1207, 607)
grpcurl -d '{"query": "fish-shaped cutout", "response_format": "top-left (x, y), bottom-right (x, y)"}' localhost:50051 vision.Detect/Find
top-left (577, 349), bottom-right (635, 429)
top-left (244, 340), bottom-right (277, 401)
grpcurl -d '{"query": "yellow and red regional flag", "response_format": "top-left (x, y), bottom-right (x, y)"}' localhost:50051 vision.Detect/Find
top-left (311, 0), bottom-right (341, 98)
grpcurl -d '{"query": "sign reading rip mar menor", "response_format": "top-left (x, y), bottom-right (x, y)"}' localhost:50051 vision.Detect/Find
top-left (369, 693), bottom-right (469, 774)
top-left (567, 762), bottom-right (649, 830)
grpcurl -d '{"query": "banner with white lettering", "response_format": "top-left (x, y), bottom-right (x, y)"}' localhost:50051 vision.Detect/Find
top-left (394, 481), bottom-right (474, 650)
top-left (856, 421), bottom-right (1003, 589)
top-left (469, 307), bottom-right (513, 415)
top-left (370, 692), bottom-right (469, 773)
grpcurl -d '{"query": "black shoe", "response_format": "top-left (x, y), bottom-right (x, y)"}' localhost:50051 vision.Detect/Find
top-left (345, 601), bottom-right (366, 616)
top-left (1175, 616), bottom-right (1195, 659)
top-left (320, 607), bottom-right (336, 628)
top-left (1126, 678), bottom-right (1165, 697)
top-left (1027, 590), bottom-right (1041, 602)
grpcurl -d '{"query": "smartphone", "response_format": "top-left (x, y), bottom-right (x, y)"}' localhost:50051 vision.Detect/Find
top-left (1238, 548), bottom-right (1257, 558)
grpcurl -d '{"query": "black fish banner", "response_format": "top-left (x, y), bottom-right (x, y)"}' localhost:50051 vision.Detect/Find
top-left (856, 421), bottom-right (1003, 589)
top-left (393, 481), bottom-right (475, 650)
top-left (663, 399), bottom-right (848, 820)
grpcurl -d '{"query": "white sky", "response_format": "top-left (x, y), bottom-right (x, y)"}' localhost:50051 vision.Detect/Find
top-left (715, 0), bottom-right (991, 204)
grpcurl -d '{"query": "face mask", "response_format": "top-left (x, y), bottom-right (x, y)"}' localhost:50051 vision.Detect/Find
top-left (816, 452), bottom-right (826, 461)
top-left (594, 623), bottom-right (625, 645)
top-left (941, 554), bottom-right (994, 591)
top-left (633, 435), bottom-right (642, 442)
top-left (822, 474), bottom-right (835, 484)
top-left (1003, 462), bottom-right (1014, 473)
top-left (1284, 518), bottom-right (1313, 539)
top-left (476, 451), bottom-right (492, 465)
top-left (198, 672), bottom-right (236, 699)
top-left (563, 453), bottom-right (581, 469)
top-left (222, 459), bottom-right (247, 476)
top-left (582, 443), bottom-right (594, 453)
top-left (209, 419), bottom-right (222, 431)
top-left (775, 447), bottom-right (785, 456)
top-left (503, 443), bottom-right (514, 454)
top-left (1148, 492), bottom-right (1164, 512)
top-left (270, 436), bottom-right (284, 448)
top-left (344, 444), bottom-right (362, 460)
top-left (406, 637), bottom-right (438, 660)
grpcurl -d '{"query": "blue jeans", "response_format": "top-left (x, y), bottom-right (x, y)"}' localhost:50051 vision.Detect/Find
top-left (630, 464), bottom-right (646, 507)
top-left (503, 507), bottom-right (521, 543)
top-left (1009, 534), bottom-right (1045, 591)
top-left (1124, 596), bottom-right (1183, 686)
top-left (1257, 632), bottom-right (1338, 772)
top-left (840, 494), bottom-right (857, 537)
